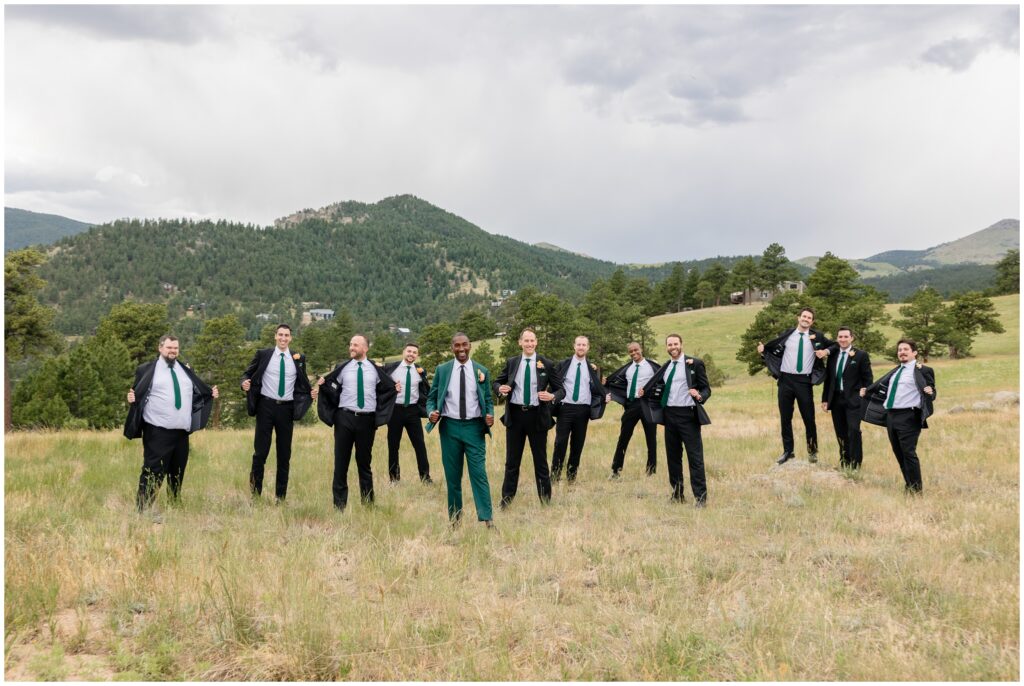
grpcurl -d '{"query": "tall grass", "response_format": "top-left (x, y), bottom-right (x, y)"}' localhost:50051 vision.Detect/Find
top-left (5, 296), bottom-right (1018, 680)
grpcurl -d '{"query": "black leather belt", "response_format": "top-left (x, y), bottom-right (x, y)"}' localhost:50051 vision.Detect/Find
top-left (340, 408), bottom-right (375, 417)
top-left (273, 400), bottom-right (294, 405)
top-left (513, 404), bottom-right (536, 411)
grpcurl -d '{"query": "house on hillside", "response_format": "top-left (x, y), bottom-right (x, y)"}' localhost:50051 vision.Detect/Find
top-left (730, 280), bottom-right (806, 305)
top-left (309, 308), bottom-right (335, 322)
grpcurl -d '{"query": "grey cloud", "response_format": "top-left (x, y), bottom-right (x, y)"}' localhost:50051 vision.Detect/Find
top-left (6, 5), bottom-right (224, 45)
top-left (921, 37), bottom-right (986, 72)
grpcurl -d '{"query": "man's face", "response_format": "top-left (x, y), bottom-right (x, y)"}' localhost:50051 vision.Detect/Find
top-left (797, 310), bottom-right (814, 330)
top-left (666, 336), bottom-right (682, 359)
top-left (349, 335), bottom-right (368, 360)
top-left (837, 330), bottom-right (853, 349)
top-left (275, 328), bottom-right (292, 350)
top-left (158, 339), bottom-right (179, 362)
top-left (627, 343), bottom-right (643, 362)
top-left (452, 336), bottom-right (471, 363)
top-left (574, 337), bottom-right (589, 358)
top-left (402, 346), bottom-right (419, 364)
top-left (519, 331), bottom-right (538, 357)
top-left (897, 343), bottom-right (916, 363)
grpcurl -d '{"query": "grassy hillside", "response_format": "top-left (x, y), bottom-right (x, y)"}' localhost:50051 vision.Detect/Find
top-left (5, 297), bottom-right (1018, 680)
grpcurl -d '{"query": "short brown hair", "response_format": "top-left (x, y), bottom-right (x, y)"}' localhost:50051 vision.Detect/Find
top-left (666, 333), bottom-right (682, 344)
top-left (799, 307), bottom-right (816, 319)
top-left (158, 334), bottom-right (179, 345)
top-left (897, 338), bottom-right (918, 352)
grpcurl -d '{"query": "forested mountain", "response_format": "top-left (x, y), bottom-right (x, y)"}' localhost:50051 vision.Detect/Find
top-left (862, 263), bottom-right (998, 301)
top-left (37, 195), bottom-right (634, 335)
top-left (5, 207), bottom-right (93, 252)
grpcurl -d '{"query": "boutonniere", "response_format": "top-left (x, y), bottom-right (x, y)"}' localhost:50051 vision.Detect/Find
top-left (477, 370), bottom-right (485, 383)
top-left (590, 363), bottom-right (597, 371)
top-left (915, 362), bottom-right (923, 369)
top-left (848, 351), bottom-right (855, 358)
top-left (375, 361), bottom-right (383, 367)
top-left (536, 360), bottom-right (545, 369)
top-left (183, 362), bottom-right (192, 370)
top-left (416, 366), bottom-right (424, 375)
top-left (686, 359), bottom-right (694, 365)
top-left (809, 334), bottom-right (816, 340)
top-left (292, 353), bottom-right (301, 360)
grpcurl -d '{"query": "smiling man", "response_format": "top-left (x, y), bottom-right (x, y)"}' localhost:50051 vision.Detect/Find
top-left (820, 326), bottom-right (873, 470)
top-left (551, 335), bottom-right (608, 483)
top-left (384, 343), bottom-right (432, 484)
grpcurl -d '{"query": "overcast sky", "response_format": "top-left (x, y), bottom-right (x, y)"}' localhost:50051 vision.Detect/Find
top-left (4, 4), bottom-right (1019, 263)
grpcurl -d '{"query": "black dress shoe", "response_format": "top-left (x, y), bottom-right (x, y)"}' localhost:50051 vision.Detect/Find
top-left (808, 453), bottom-right (818, 464)
top-left (484, 520), bottom-right (496, 529)
top-left (421, 476), bottom-right (433, 484)
top-left (776, 452), bottom-right (796, 465)
top-left (609, 471), bottom-right (621, 481)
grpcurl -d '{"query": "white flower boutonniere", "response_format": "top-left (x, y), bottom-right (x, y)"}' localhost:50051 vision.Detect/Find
top-left (686, 358), bottom-right (694, 365)
top-left (536, 360), bottom-right (545, 369)
top-left (916, 362), bottom-right (923, 369)
top-left (809, 334), bottom-right (816, 340)
top-left (477, 370), bottom-right (485, 383)
top-left (848, 350), bottom-right (855, 358)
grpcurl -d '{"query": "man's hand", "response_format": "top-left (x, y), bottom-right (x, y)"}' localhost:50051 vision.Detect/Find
top-left (429, 411), bottom-right (440, 423)
top-left (689, 389), bottom-right (701, 402)
top-left (815, 349), bottom-right (829, 359)
top-left (395, 382), bottom-right (402, 392)
top-left (484, 414), bottom-right (494, 427)
top-left (311, 386), bottom-right (319, 400)
top-left (498, 384), bottom-right (512, 396)
top-left (538, 390), bottom-right (554, 402)
top-left (757, 342), bottom-right (765, 354)
top-left (317, 377), bottom-right (325, 386)
top-left (821, 402), bottom-right (829, 412)
top-left (859, 388), bottom-right (867, 398)
top-left (241, 379), bottom-right (251, 392)
top-left (127, 388), bottom-right (136, 404)
top-left (212, 386), bottom-right (219, 399)
top-left (923, 386), bottom-right (934, 396)
top-left (637, 388), bottom-right (645, 397)
top-left (605, 392), bottom-right (612, 403)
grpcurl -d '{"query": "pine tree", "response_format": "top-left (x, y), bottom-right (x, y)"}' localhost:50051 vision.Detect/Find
top-left (96, 302), bottom-right (169, 366)
top-left (945, 291), bottom-right (1005, 358)
top-left (894, 287), bottom-right (949, 361)
top-left (803, 252), bottom-right (889, 355)
top-left (728, 256), bottom-right (759, 304)
top-left (12, 358), bottom-right (71, 429)
top-left (418, 322), bottom-right (456, 374)
top-left (190, 315), bottom-right (252, 427)
top-left (701, 262), bottom-right (730, 307)
top-left (756, 243), bottom-right (800, 292)
top-left (993, 249), bottom-right (1019, 295)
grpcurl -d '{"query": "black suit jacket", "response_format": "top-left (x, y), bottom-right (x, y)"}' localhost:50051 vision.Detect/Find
top-left (241, 348), bottom-right (313, 420)
top-left (492, 354), bottom-right (562, 429)
top-left (316, 359), bottom-right (398, 428)
top-left (762, 327), bottom-right (835, 385)
top-left (124, 358), bottom-right (214, 439)
top-left (641, 356), bottom-right (712, 426)
top-left (865, 363), bottom-right (937, 428)
top-left (605, 358), bottom-right (662, 405)
top-left (821, 347), bottom-right (873, 408)
top-left (552, 357), bottom-right (608, 420)
top-left (384, 360), bottom-right (431, 418)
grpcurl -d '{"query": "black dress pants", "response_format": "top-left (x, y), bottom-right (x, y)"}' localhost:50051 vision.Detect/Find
top-left (332, 409), bottom-right (377, 510)
top-left (137, 422), bottom-right (190, 511)
top-left (501, 405), bottom-right (552, 505)
top-left (886, 408), bottom-right (923, 492)
top-left (250, 399), bottom-right (295, 498)
top-left (830, 396), bottom-right (864, 469)
top-left (663, 406), bottom-right (706, 504)
top-left (551, 404), bottom-right (591, 481)
top-left (611, 399), bottom-right (658, 475)
top-left (778, 373), bottom-right (817, 455)
top-left (386, 404), bottom-right (431, 481)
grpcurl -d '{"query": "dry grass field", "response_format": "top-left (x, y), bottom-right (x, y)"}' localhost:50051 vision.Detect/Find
top-left (4, 295), bottom-right (1019, 680)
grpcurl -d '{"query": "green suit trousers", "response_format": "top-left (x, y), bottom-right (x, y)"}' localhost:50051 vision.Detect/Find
top-left (438, 417), bottom-right (493, 521)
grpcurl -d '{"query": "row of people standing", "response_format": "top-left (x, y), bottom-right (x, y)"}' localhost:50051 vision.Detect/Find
top-left (124, 311), bottom-right (935, 522)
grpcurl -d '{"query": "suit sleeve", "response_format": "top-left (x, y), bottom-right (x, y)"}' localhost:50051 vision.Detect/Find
top-left (551, 361), bottom-right (567, 403)
top-left (924, 366), bottom-right (936, 400)
top-left (241, 351), bottom-right (261, 388)
top-left (493, 359), bottom-right (511, 396)
top-left (860, 353), bottom-right (873, 388)
top-left (426, 368), bottom-right (440, 415)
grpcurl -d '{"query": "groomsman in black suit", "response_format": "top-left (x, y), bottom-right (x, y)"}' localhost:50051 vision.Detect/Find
top-left (125, 334), bottom-right (219, 512)
top-left (493, 328), bottom-right (563, 507)
top-left (605, 341), bottom-right (661, 478)
top-left (820, 326), bottom-right (873, 469)
top-left (240, 324), bottom-right (315, 501)
top-left (551, 335), bottom-right (608, 483)
top-left (384, 343), bottom-right (432, 483)
top-left (316, 334), bottom-right (398, 511)
top-left (642, 333), bottom-right (712, 506)
top-left (862, 339), bottom-right (936, 493)
top-left (757, 307), bottom-right (835, 465)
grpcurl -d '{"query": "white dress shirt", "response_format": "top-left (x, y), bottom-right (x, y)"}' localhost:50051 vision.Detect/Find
top-left (562, 357), bottom-right (592, 405)
top-left (662, 357), bottom-right (695, 407)
top-left (780, 329), bottom-right (815, 375)
top-left (510, 356), bottom-right (539, 406)
top-left (143, 358), bottom-right (194, 430)
top-left (443, 361), bottom-right (482, 419)
top-left (626, 359), bottom-right (656, 399)
top-left (889, 361), bottom-right (922, 409)
top-left (390, 363), bottom-right (422, 406)
top-left (261, 348), bottom-right (297, 401)
top-left (339, 359), bottom-right (377, 411)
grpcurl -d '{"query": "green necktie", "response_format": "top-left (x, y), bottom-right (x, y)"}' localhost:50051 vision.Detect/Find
top-left (356, 361), bottom-right (365, 409)
top-left (836, 351), bottom-right (847, 391)
top-left (628, 364), bottom-right (639, 400)
top-left (169, 362), bottom-right (181, 410)
top-left (404, 365), bottom-right (412, 406)
top-left (572, 361), bottom-right (581, 402)
top-left (796, 332), bottom-right (806, 373)
top-left (278, 352), bottom-right (286, 397)
top-left (523, 358), bottom-right (531, 406)
top-left (885, 366), bottom-right (904, 409)
top-left (661, 361), bottom-right (678, 408)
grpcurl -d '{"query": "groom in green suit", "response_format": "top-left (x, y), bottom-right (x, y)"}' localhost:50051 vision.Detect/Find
top-left (426, 332), bottom-right (495, 528)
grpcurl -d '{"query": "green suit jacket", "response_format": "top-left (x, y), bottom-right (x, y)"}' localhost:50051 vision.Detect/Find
top-left (426, 359), bottom-right (494, 435)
